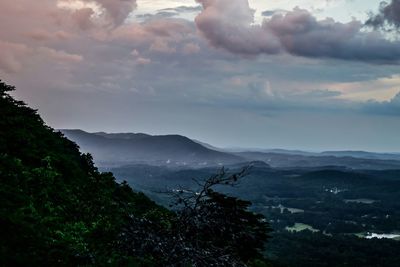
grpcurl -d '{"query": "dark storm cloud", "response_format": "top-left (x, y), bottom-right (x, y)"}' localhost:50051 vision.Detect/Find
top-left (195, 0), bottom-right (400, 63)
top-left (366, 0), bottom-right (400, 30)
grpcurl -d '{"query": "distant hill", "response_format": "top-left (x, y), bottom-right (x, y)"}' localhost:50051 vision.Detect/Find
top-left (61, 129), bottom-right (245, 167)
top-left (61, 130), bottom-right (400, 170)
top-left (234, 151), bottom-right (400, 170)
top-left (224, 147), bottom-right (317, 156)
top-left (320, 151), bottom-right (400, 161)
top-left (191, 139), bottom-right (225, 151)
top-left (226, 148), bottom-right (400, 161)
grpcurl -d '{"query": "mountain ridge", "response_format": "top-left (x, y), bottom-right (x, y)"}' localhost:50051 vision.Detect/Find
top-left (60, 129), bottom-right (245, 167)
top-left (61, 129), bottom-right (400, 170)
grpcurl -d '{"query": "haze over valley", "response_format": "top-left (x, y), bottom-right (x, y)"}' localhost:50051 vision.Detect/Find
top-left (2, 0), bottom-right (400, 266)
top-left (62, 129), bottom-right (400, 170)
top-left (59, 128), bottom-right (400, 266)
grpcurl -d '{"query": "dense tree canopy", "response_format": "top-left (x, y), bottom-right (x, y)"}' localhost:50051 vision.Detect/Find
top-left (0, 80), bottom-right (165, 265)
top-left (0, 80), bottom-right (271, 266)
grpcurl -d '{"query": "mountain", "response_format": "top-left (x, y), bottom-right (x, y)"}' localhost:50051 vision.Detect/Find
top-left (320, 151), bottom-right (400, 161)
top-left (1, 81), bottom-right (272, 267)
top-left (226, 148), bottom-right (400, 160)
top-left (61, 129), bottom-right (245, 167)
top-left (235, 151), bottom-right (400, 170)
top-left (61, 130), bottom-right (400, 170)
top-left (224, 147), bottom-right (317, 156)
top-left (191, 139), bottom-right (225, 151)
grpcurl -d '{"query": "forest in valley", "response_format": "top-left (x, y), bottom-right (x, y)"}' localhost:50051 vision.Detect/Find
top-left (2, 80), bottom-right (400, 267)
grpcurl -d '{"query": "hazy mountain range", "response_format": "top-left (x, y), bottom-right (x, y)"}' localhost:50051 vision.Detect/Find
top-left (60, 129), bottom-right (243, 167)
top-left (61, 129), bottom-right (400, 170)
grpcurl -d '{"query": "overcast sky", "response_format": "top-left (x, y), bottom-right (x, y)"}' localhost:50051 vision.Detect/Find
top-left (1, 0), bottom-right (400, 152)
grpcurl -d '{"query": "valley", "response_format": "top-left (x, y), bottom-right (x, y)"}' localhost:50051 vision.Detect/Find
top-left (64, 129), bottom-right (400, 267)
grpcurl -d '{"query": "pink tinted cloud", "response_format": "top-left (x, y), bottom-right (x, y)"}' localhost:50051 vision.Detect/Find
top-left (195, 0), bottom-right (400, 62)
top-left (183, 43), bottom-right (200, 54)
top-left (136, 57), bottom-right (152, 65)
top-left (37, 47), bottom-right (83, 63)
top-left (150, 40), bottom-right (176, 53)
top-left (25, 29), bottom-right (75, 42)
top-left (59, 0), bottom-right (137, 28)
top-left (111, 18), bottom-right (194, 54)
top-left (195, 0), bottom-right (282, 55)
top-left (91, 0), bottom-right (137, 27)
top-left (71, 7), bottom-right (95, 30)
top-left (0, 40), bottom-right (30, 73)
top-left (0, 0), bottom-right (140, 75)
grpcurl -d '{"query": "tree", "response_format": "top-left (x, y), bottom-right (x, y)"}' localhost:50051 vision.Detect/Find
top-left (0, 80), bottom-right (166, 266)
top-left (1, 80), bottom-right (272, 266)
top-left (119, 167), bottom-right (272, 266)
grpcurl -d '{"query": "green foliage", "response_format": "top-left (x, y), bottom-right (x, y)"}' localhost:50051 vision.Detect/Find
top-left (0, 80), bottom-right (272, 266)
top-left (0, 81), bottom-right (164, 266)
top-left (200, 191), bottom-right (270, 262)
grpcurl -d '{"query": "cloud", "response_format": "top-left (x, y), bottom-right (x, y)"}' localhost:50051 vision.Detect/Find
top-left (295, 89), bottom-right (342, 98)
top-left (261, 10), bottom-right (276, 17)
top-left (265, 8), bottom-right (400, 62)
top-left (54, 0), bottom-right (137, 30)
top-left (71, 7), bottom-right (96, 30)
top-left (37, 47), bottom-right (83, 63)
top-left (0, 0), bottom-right (202, 90)
top-left (366, 0), bottom-right (400, 30)
top-left (150, 39), bottom-right (176, 53)
top-left (130, 49), bottom-right (151, 65)
top-left (111, 18), bottom-right (194, 55)
top-left (58, 0), bottom-right (137, 28)
top-left (136, 57), bottom-right (151, 65)
top-left (0, 41), bottom-right (30, 73)
top-left (25, 29), bottom-right (53, 41)
top-left (93, 0), bottom-right (137, 26)
top-left (323, 74), bottom-right (400, 102)
top-left (112, 19), bottom-right (192, 42)
top-left (1, 0), bottom-right (399, 129)
top-left (159, 6), bottom-right (202, 13)
top-left (134, 5), bottom-right (202, 21)
top-left (195, 0), bottom-right (282, 55)
top-left (183, 42), bottom-right (200, 54)
top-left (261, 9), bottom-right (287, 17)
top-left (153, 11), bottom-right (177, 18)
top-left (25, 29), bottom-right (75, 42)
top-left (195, 0), bottom-right (400, 62)
top-left (363, 92), bottom-right (400, 115)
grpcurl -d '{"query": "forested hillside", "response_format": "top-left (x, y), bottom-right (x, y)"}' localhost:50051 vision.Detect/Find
top-left (0, 81), bottom-right (168, 265)
top-left (0, 81), bottom-right (271, 266)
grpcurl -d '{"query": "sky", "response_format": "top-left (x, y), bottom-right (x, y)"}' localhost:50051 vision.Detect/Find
top-left (1, 0), bottom-right (400, 152)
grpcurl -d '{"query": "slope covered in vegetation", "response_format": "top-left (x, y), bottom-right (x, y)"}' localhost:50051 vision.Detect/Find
top-left (0, 81), bottom-right (271, 266)
top-left (0, 81), bottom-right (167, 266)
